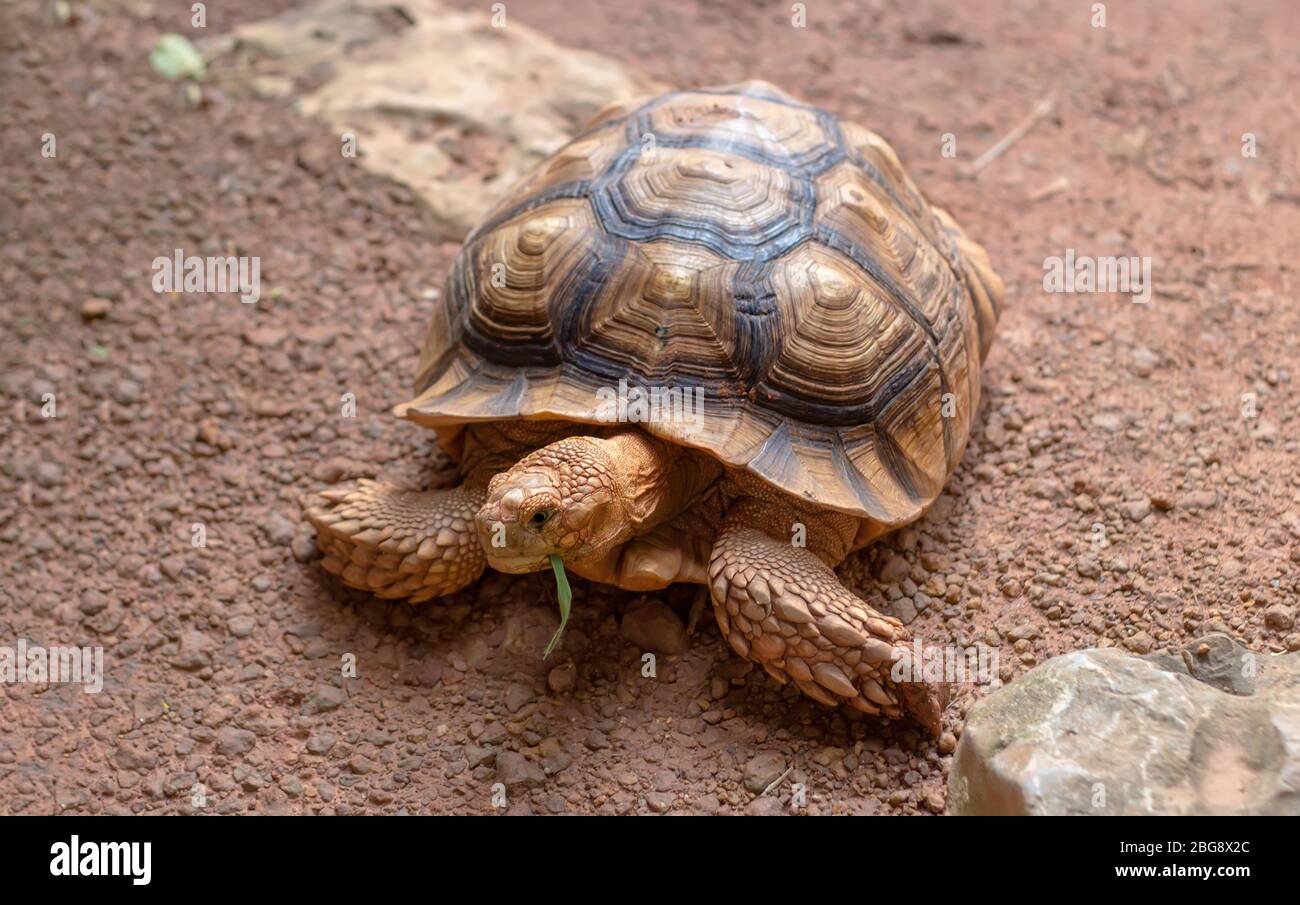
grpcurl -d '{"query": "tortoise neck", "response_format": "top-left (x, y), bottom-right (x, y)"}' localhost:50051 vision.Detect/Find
top-left (585, 430), bottom-right (720, 537)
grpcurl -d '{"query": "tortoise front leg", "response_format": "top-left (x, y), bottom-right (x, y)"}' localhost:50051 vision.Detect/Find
top-left (707, 514), bottom-right (945, 734)
top-left (307, 480), bottom-right (488, 603)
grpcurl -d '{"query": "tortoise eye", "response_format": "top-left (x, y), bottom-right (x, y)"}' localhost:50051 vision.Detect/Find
top-left (529, 509), bottom-right (555, 528)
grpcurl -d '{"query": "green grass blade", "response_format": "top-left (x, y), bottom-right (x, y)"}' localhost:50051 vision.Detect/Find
top-left (543, 554), bottom-right (572, 659)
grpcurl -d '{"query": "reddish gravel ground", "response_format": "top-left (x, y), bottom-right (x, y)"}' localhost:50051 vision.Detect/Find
top-left (2, 0), bottom-right (1298, 815)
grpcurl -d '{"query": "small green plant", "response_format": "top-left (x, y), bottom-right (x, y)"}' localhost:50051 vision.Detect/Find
top-left (543, 554), bottom-right (572, 659)
top-left (149, 33), bottom-right (205, 81)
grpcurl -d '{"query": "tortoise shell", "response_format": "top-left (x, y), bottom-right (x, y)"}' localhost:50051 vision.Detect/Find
top-left (398, 81), bottom-right (1002, 527)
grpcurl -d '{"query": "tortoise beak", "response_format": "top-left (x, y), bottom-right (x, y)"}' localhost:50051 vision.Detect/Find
top-left (475, 477), bottom-right (561, 573)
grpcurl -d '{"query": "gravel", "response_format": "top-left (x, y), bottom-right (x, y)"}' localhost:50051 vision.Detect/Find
top-left (2, 0), bottom-right (1295, 818)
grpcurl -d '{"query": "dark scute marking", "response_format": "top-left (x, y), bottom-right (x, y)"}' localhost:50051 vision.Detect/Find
top-left (745, 420), bottom-right (802, 487)
top-left (845, 153), bottom-right (925, 233)
top-left (808, 110), bottom-right (848, 176)
top-left (628, 100), bottom-right (844, 175)
top-left (843, 150), bottom-right (967, 293)
top-left (752, 383), bottom-right (867, 425)
top-left (830, 431), bottom-right (887, 515)
top-left (462, 325), bottom-right (562, 369)
top-left (958, 279), bottom-right (988, 364)
top-left (464, 181), bottom-right (592, 246)
top-left (549, 236), bottom-right (742, 394)
top-left (633, 122), bottom-right (843, 174)
top-left (562, 323), bottom-right (744, 400)
top-left (646, 131), bottom-right (842, 174)
top-left (813, 227), bottom-right (938, 344)
top-left (489, 370), bottom-right (531, 417)
top-left (732, 262), bottom-right (779, 318)
top-left (567, 350), bottom-right (736, 405)
top-left (544, 231), bottom-right (630, 365)
top-left (730, 260), bottom-right (783, 390)
top-left (813, 227), bottom-right (953, 469)
top-left (750, 348), bottom-right (928, 427)
top-left (459, 234), bottom-right (564, 369)
top-left (873, 421), bottom-right (924, 503)
top-left (876, 354), bottom-right (931, 414)
top-left (591, 140), bottom-right (815, 262)
top-left (429, 366), bottom-right (530, 419)
top-left (974, 264), bottom-right (1001, 319)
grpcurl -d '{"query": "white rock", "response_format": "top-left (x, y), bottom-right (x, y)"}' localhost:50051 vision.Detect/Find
top-left (947, 634), bottom-right (1300, 815)
top-left (231, 0), bottom-right (663, 240)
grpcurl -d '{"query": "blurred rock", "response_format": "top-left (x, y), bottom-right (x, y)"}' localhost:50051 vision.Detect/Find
top-left (228, 0), bottom-right (662, 240)
top-left (620, 597), bottom-right (688, 655)
top-left (948, 634), bottom-right (1300, 815)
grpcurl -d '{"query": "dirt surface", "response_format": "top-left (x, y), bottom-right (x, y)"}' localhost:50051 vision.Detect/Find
top-left (2, 0), bottom-right (1298, 815)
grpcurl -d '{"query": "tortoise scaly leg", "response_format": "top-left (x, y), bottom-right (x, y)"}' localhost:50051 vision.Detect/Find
top-left (707, 522), bottom-right (945, 735)
top-left (306, 480), bottom-right (487, 602)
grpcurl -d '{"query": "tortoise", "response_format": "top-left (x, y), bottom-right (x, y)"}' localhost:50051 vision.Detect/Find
top-left (307, 81), bottom-right (1002, 734)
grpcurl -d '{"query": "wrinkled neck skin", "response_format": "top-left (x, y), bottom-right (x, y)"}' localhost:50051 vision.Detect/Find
top-left (603, 430), bottom-right (720, 539)
top-left (537, 430), bottom-right (722, 566)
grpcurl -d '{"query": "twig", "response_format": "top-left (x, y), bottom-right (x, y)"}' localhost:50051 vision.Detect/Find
top-left (967, 97), bottom-right (1055, 178)
top-left (1027, 176), bottom-right (1069, 202)
top-left (760, 766), bottom-right (794, 798)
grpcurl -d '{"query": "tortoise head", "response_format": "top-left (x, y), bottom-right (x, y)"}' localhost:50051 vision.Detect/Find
top-left (475, 436), bottom-right (632, 573)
